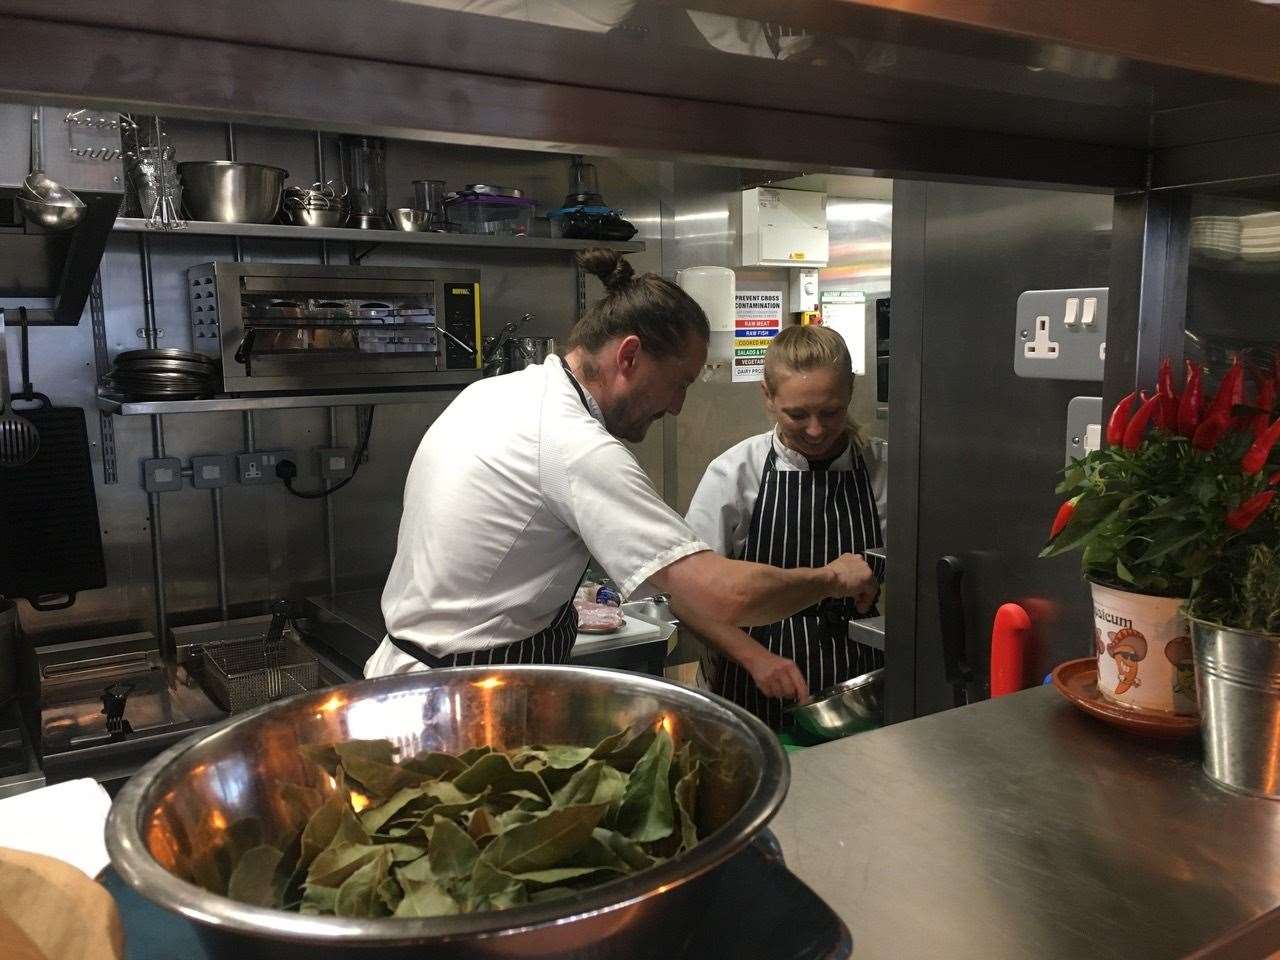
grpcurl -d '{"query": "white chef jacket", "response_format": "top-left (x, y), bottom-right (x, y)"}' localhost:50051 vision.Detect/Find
top-left (685, 430), bottom-right (887, 562)
top-left (366, 355), bottom-right (709, 676)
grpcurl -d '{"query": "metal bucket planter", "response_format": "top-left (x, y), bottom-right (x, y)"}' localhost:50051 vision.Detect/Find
top-left (1190, 617), bottom-right (1280, 798)
top-left (1090, 581), bottom-right (1197, 716)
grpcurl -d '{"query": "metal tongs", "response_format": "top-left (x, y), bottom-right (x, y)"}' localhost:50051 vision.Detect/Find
top-left (482, 312), bottom-right (534, 375)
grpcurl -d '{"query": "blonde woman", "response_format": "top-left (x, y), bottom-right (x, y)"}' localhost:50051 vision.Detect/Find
top-left (685, 324), bottom-right (885, 728)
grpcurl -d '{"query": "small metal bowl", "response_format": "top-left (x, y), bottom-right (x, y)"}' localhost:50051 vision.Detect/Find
top-left (785, 668), bottom-right (884, 741)
top-left (389, 207), bottom-right (429, 231)
top-left (285, 207), bottom-right (345, 228)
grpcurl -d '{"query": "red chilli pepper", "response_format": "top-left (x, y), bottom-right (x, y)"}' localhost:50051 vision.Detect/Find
top-left (1177, 361), bottom-right (1203, 437)
top-left (1123, 394), bottom-right (1162, 451)
top-left (1106, 391), bottom-right (1137, 447)
top-left (1206, 355), bottom-right (1245, 423)
top-left (1226, 489), bottom-right (1277, 531)
top-left (1156, 359), bottom-right (1178, 431)
top-left (1251, 376), bottom-right (1277, 438)
top-left (1242, 417), bottom-right (1280, 475)
top-left (1192, 410), bottom-right (1232, 451)
top-left (1049, 498), bottom-right (1076, 539)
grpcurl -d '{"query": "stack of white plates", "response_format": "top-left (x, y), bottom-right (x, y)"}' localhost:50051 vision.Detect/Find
top-left (1240, 211), bottom-right (1280, 262)
top-left (1190, 216), bottom-right (1242, 260)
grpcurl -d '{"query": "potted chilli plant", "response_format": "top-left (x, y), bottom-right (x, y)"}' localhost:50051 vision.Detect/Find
top-left (1187, 493), bottom-right (1280, 797)
top-left (1042, 355), bottom-right (1280, 721)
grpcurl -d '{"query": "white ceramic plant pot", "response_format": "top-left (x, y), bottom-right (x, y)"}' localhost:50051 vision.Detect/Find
top-left (1090, 581), bottom-right (1197, 716)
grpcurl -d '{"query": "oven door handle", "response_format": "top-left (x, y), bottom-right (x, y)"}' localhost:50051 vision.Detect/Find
top-left (233, 329), bottom-right (257, 367)
top-left (435, 326), bottom-right (475, 356)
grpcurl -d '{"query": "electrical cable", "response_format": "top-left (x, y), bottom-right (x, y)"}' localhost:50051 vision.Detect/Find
top-left (276, 406), bottom-right (376, 500)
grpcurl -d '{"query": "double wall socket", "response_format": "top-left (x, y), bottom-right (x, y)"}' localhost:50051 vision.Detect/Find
top-left (237, 450), bottom-right (294, 485)
top-left (1013, 287), bottom-right (1108, 381)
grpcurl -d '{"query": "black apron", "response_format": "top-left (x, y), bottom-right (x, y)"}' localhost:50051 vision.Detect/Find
top-left (711, 444), bottom-right (885, 729)
top-left (388, 362), bottom-right (592, 669)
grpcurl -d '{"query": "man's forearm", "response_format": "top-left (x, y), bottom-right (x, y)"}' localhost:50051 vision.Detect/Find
top-left (654, 551), bottom-right (837, 628)
top-left (726, 559), bottom-right (836, 626)
top-left (672, 598), bottom-right (769, 669)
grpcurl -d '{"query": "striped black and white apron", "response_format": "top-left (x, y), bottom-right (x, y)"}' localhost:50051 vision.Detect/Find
top-left (387, 363), bottom-right (592, 670)
top-left (711, 444), bottom-right (885, 729)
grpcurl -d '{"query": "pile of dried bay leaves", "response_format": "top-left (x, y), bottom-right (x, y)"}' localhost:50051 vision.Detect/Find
top-left (221, 718), bottom-right (702, 919)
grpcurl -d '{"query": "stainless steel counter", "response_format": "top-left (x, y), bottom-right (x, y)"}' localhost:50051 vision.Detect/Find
top-left (770, 687), bottom-right (1280, 960)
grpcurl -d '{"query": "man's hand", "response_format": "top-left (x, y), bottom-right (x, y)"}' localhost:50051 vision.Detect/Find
top-left (744, 649), bottom-right (810, 703)
top-left (825, 553), bottom-right (879, 613)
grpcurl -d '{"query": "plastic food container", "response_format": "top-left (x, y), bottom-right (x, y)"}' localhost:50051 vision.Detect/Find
top-left (444, 192), bottom-right (536, 236)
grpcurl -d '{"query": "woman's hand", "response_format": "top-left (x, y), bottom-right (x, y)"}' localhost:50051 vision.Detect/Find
top-left (744, 649), bottom-right (810, 703)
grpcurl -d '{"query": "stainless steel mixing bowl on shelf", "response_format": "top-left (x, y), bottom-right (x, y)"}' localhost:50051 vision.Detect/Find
top-left (106, 665), bottom-right (789, 959)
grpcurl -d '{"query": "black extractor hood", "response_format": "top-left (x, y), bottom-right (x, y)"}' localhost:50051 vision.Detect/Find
top-left (0, 103), bottom-right (122, 326)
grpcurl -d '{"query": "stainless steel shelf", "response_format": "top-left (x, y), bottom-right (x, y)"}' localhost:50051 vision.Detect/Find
top-left (113, 218), bottom-right (645, 252)
top-left (97, 385), bottom-right (471, 416)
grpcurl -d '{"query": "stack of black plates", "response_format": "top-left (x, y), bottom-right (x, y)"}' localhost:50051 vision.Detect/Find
top-left (106, 349), bottom-right (219, 400)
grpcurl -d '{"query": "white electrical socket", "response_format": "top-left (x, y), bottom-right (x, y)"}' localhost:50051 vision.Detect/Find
top-left (1024, 314), bottom-right (1060, 360)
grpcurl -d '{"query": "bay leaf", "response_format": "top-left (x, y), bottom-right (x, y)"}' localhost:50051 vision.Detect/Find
top-left (468, 807), bottom-right (498, 842)
top-left (383, 842), bottom-right (430, 863)
top-left (298, 798), bottom-right (350, 870)
top-left (227, 844), bottom-right (284, 907)
top-left (399, 750), bottom-right (467, 782)
top-left (508, 866), bottom-right (620, 888)
top-left (494, 808), bottom-right (541, 832)
top-left (395, 855), bottom-right (437, 884)
top-left (512, 744), bottom-right (594, 771)
top-left (377, 875), bottom-right (404, 913)
top-left (330, 804), bottom-right (371, 849)
top-left (394, 877), bottom-right (461, 918)
top-left (674, 760), bottom-right (701, 853)
top-left (299, 883), bottom-right (338, 915)
top-left (338, 757), bottom-right (419, 800)
top-left (360, 786), bottom-right (432, 834)
top-left (428, 816), bottom-right (481, 879)
top-left (591, 828), bottom-right (654, 872)
top-left (467, 858), bottom-right (527, 912)
top-left (552, 761), bottom-right (627, 811)
top-left (615, 728), bottom-right (674, 843)
top-left (335, 847), bottom-right (393, 918)
top-left (453, 753), bottom-right (550, 802)
top-left (298, 744), bottom-right (341, 777)
top-left (480, 803), bottom-right (607, 874)
top-left (457, 745), bottom-right (493, 766)
top-left (334, 739), bottom-right (398, 766)
top-left (590, 723), bottom-right (657, 771)
top-left (306, 843), bottom-right (384, 888)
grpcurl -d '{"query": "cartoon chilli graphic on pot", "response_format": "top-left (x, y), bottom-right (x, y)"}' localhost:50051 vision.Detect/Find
top-left (1106, 628), bottom-right (1148, 694)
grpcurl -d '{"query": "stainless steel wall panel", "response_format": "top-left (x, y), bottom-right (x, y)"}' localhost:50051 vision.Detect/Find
top-left (893, 182), bottom-right (1113, 717)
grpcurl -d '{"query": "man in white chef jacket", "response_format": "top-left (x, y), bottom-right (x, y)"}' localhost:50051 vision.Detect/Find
top-left (366, 250), bottom-right (878, 676)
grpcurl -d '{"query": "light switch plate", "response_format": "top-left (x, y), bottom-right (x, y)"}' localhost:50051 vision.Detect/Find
top-left (1065, 396), bottom-right (1103, 467)
top-left (190, 454), bottom-right (234, 489)
top-left (141, 457), bottom-right (183, 493)
top-left (1014, 287), bottom-right (1108, 381)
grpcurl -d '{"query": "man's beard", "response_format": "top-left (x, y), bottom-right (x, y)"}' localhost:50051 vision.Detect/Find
top-left (602, 393), bottom-right (655, 443)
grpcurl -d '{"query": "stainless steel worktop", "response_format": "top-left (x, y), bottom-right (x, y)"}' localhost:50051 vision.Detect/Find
top-left (770, 687), bottom-right (1280, 960)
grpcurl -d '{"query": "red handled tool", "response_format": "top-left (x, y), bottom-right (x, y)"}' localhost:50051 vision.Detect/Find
top-left (990, 603), bottom-right (1033, 697)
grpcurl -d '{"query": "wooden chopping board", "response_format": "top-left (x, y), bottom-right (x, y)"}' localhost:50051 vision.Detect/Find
top-left (0, 848), bottom-right (124, 960)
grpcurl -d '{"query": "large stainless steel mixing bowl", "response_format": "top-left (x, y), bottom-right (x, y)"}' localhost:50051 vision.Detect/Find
top-left (107, 665), bottom-right (788, 959)
top-left (179, 161), bottom-right (288, 223)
